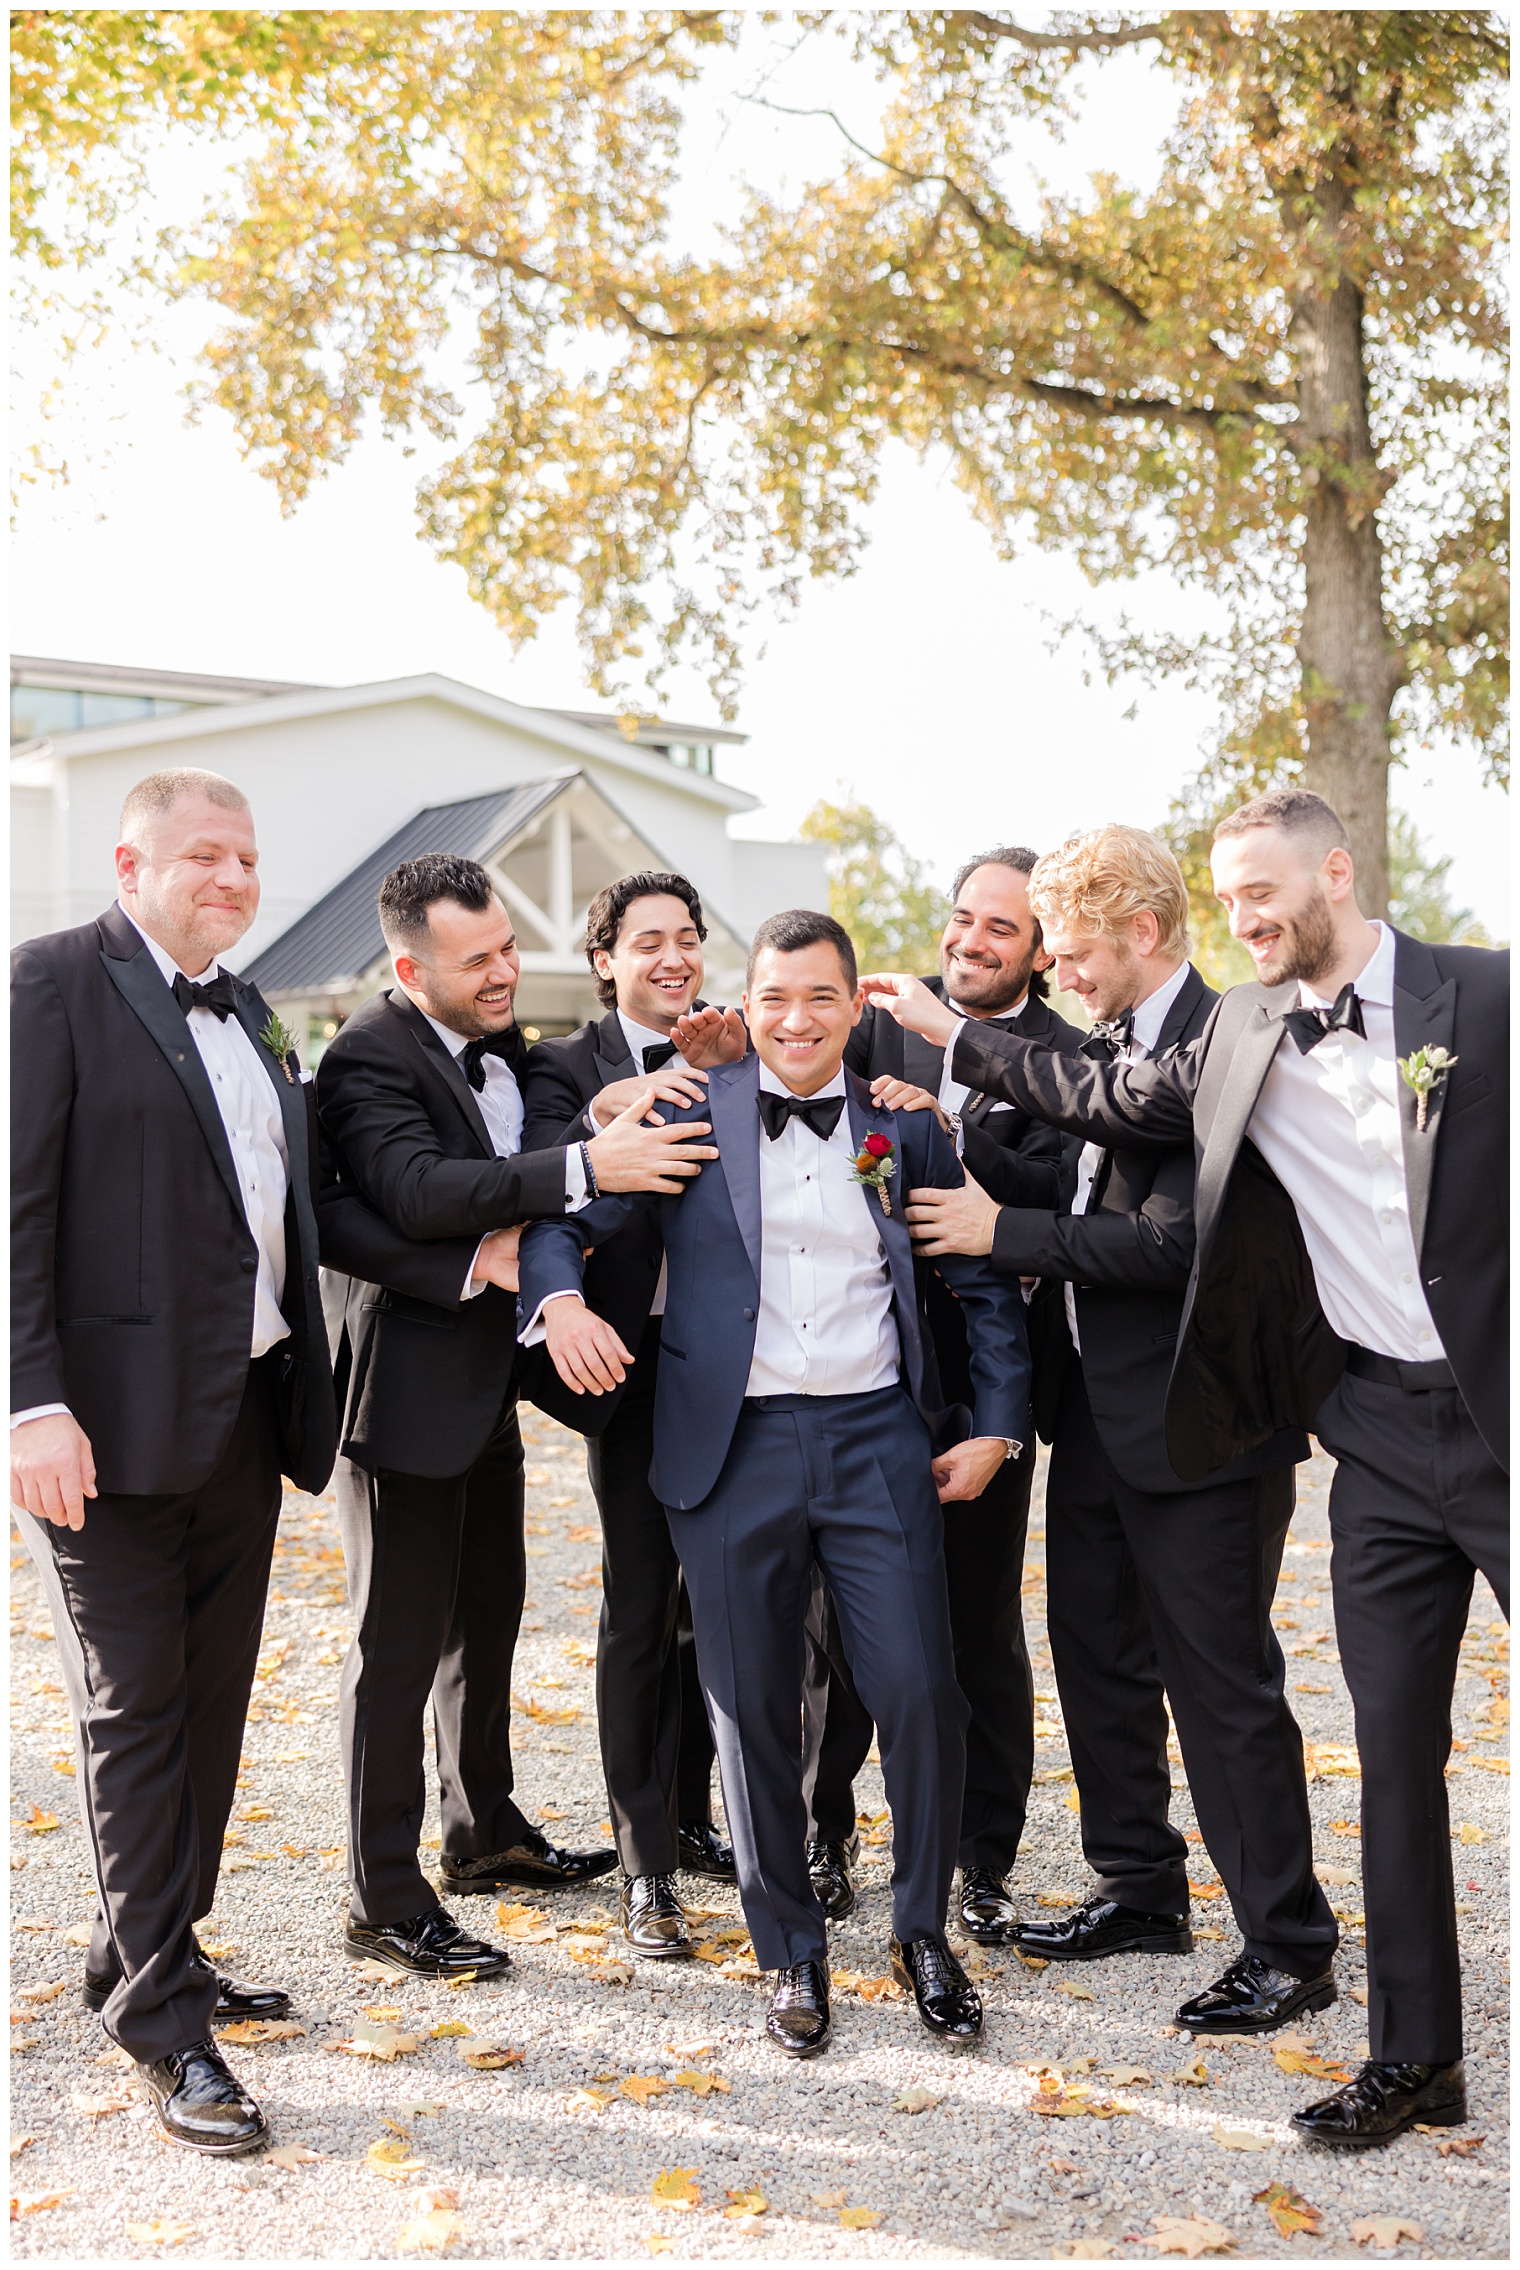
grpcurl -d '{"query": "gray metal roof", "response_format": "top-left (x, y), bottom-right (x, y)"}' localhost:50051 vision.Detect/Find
top-left (242, 777), bottom-right (569, 994)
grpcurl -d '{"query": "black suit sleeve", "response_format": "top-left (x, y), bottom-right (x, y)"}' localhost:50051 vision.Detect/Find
top-left (11, 948), bottom-right (73, 1411)
top-left (961, 1114), bottom-right (1065, 1209)
top-left (316, 1023), bottom-right (569, 1239)
top-left (315, 1132), bottom-right (483, 1306)
top-left (951, 1020), bottom-right (1201, 1149)
top-left (989, 1143), bottom-right (1196, 1292)
top-left (520, 1039), bottom-right (602, 1152)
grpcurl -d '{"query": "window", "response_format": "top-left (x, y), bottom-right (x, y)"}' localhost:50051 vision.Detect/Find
top-left (9, 686), bottom-right (195, 743)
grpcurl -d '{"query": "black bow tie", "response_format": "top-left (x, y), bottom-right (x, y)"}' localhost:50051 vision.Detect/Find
top-left (757, 1089), bottom-right (846, 1143)
top-left (1089, 1007), bottom-right (1135, 1059)
top-left (171, 970), bottom-right (239, 1022)
top-left (1282, 984), bottom-right (1367, 1055)
top-left (460, 1028), bottom-right (523, 1091)
top-left (642, 1041), bottom-right (679, 1074)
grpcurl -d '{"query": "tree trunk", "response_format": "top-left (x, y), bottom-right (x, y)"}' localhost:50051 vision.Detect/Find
top-left (1292, 191), bottom-right (1404, 918)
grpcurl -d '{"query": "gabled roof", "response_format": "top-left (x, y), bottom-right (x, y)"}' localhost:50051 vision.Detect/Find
top-left (10, 655), bottom-right (319, 704)
top-left (16, 669), bottom-right (758, 813)
top-left (244, 778), bottom-right (569, 995)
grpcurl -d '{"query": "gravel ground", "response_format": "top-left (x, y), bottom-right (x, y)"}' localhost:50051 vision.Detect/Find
top-left (10, 1428), bottom-right (1508, 2261)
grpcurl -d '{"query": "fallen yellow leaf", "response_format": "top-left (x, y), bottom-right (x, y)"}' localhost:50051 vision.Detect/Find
top-left (14, 1982), bottom-right (65, 2005)
top-left (1350, 2217), bottom-right (1425, 2248)
top-left (1457, 1823), bottom-right (1486, 1844)
top-left (1050, 1974), bottom-right (1095, 2000)
top-left (1210, 2126), bottom-right (1273, 2153)
top-left (457, 2040), bottom-right (524, 2069)
top-left (839, 2205), bottom-right (883, 2229)
top-left (125, 2220), bottom-right (196, 2245)
top-left (1254, 2181), bottom-right (1321, 2238)
top-left (431, 2022), bottom-right (472, 2039)
top-left (830, 1968), bottom-right (904, 2002)
top-left (643, 2237), bottom-right (674, 2254)
top-left (266, 2142), bottom-right (323, 2169)
top-left (724, 2188), bottom-right (768, 2219)
top-left (1273, 2047), bottom-right (1350, 2082)
top-left (1173, 2058), bottom-right (1211, 2087)
top-left (1101, 2065), bottom-right (1152, 2086)
top-left (366, 2137), bottom-right (428, 2181)
top-left (567, 2088), bottom-right (613, 2113)
top-left (217, 2018), bottom-right (305, 2045)
top-left (1152, 2215), bottom-right (1235, 2257)
top-left (651, 2167), bottom-right (700, 2211)
top-left (20, 1807), bottom-right (59, 1836)
top-left (394, 2207), bottom-right (467, 2253)
top-left (12, 2190), bottom-right (73, 2217)
top-left (893, 2086), bottom-right (939, 2114)
top-left (671, 2069), bottom-right (731, 2095)
top-left (68, 2090), bottom-right (131, 2119)
top-left (812, 2189), bottom-right (848, 2208)
top-left (337, 2022), bottom-right (422, 2062)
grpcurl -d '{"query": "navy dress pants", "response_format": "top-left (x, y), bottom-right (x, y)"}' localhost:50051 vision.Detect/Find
top-left (669, 1384), bottom-right (968, 1971)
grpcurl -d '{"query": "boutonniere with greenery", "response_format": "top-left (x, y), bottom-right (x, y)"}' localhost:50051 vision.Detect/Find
top-left (1397, 1044), bottom-right (1457, 1132)
top-left (259, 1011), bottom-right (301, 1084)
top-left (850, 1129), bottom-right (897, 1215)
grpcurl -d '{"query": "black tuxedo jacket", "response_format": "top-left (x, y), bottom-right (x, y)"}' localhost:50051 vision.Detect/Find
top-left (315, 988), bottom-right (571, 1478)
top-left (516, 1008), bottom-right (668, 1432)
top-left (988, 964), bottom-right (1306, 1494)
top-left (951, 931), bottom-right (1509, 1481)
top-left (846, 976), bottom-right (1086, 1407)
top-left (11, 904), bottom-right (336, 1496)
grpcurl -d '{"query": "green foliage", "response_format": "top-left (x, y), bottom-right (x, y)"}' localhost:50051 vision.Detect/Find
top-left (1387, 811), bottom-right (1495, 946)
top-left (799, 798), bottom-right (949, 975)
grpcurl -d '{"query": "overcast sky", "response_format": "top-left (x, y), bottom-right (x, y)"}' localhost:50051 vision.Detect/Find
top-left (12, 19), bottom-right (1507, 930)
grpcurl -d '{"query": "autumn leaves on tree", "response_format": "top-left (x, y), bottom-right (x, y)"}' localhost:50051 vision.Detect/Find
top-left (12, 11), bottom-right (1508, 907)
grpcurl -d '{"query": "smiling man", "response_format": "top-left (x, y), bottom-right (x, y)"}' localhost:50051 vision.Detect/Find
top-left (11, 769), bottom-right (337, 2154)
top-left (859, 789), bottom-right (1508, 2149)
top-left (314, 855), bottom-right (718, 1985)
top-left (518, 908), bottom-right (1031, 2061)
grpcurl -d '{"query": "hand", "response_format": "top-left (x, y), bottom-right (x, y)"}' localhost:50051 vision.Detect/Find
top-left (542, 1296), bottom-right (633, 1396)
top-left (671, 1004), bottom-right (749, 1068)
top-left (869, 1075), bottom-right (949, 1131)
top-left (585, 1090), bottom-right (719, 1194)
top-left (857, 972), bottom-right (959, 1048)
top-left (904, 1169), bottom-right (1000, 1256)
top-left (590, 1063), bottom-right (710, 1128)
top-left (470, 1224), bottom-right (522, 1294)
top-left (11, 1411), bottom-right (97, 1531)
top-left (931, 1436), bottom-right (1012, 1504)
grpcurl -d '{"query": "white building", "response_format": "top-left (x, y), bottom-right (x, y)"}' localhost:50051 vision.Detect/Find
top-left (11, 655), bottom-right (827, 1055)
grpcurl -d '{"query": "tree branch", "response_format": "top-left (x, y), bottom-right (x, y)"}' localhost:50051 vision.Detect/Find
top-left (956, 12), bottom-right (1166, 54)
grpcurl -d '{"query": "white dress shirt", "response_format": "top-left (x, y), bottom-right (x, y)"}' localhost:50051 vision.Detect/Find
top-left (421, 1014), bottom-right (588, 1302)
top-left (746, 1066), bottom-right (901, 1398)
top-left (1066, 959), bottom-right (1192, 1355)
top-left (615, 1010), bottom-right (676, 1315)
top-left (13, 908), bottom-right (295, 1428)
top-left (938, 990), bottom-right (1029, 1126)
top-left (1245, 921), bottom-right (1445, 1363)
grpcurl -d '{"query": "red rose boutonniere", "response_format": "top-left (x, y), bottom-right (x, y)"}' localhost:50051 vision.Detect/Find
top-left (850, 1128), bottom-right (897, 1215)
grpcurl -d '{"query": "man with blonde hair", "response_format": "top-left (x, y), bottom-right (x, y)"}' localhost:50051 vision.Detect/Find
top-left (862, 789), bottom-right (1507, 2149)
top-left (901, 824), bottom-right (1334, 2032)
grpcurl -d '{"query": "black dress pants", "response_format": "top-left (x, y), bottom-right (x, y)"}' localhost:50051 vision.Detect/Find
top-left (1047, 1361), bottom-right (1337, 1981)
top-left (1314, 1367), bottom-right (1509, 2063)
top-left (337, 1402), bottom-right (533, 1928)
top-left (18, 1360), bottom-right (283, 2063)
top-left (584, 1323), bottom-right (716, 1876)
top-left (804, 1438), bottom-right (1036, 1873)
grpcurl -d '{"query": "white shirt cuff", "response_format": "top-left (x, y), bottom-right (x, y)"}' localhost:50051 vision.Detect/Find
top-left (462, 1242), bottom-right (489, 1302)
top-left (566, 1145), bottom-right (591, 1212)
top-left (519, 1288), bottom-right (584, 1349)
top-left (947, 1016), bottom-right (970, 1083)
top-left (11, 1405), bottom-right (71, 1428)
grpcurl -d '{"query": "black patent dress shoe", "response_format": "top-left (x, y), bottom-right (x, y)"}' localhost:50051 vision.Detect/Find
top-left (678, 1819), bottom-right (737, 1882)
top-left (137, 2037), bottom-right (269, 2155)
top-left (806, 1833), bottom-right (859, 1922)
top-left (1291, 2058), bottom-right (1466, 2149)
top-left (82, 1955), bottom-right (292, 2021)
top-left (344, 1906), bottom-right (512, 1979)
top-left (1177, 1952), bottom-right (1337, 2034)
top-left (890, 1935), bottom-right (983, 2043)
top-left (622, 1872), bottom-right (691, 1960)
top-left (1013, 1891), bottom-right (1192, 1962)
top-left (766, 1960), bottom-right (831, 2057)
top-left (959, 1865), bottom-right (1019, 1946)
top-left (439, 1829), bottom-right (617, 1893)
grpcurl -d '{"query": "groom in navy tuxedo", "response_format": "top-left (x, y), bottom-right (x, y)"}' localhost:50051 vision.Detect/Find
top-left (519, 909), bottom-right (1030, 2057)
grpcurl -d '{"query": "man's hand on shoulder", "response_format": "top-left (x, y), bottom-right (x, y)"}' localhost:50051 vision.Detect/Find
top-left (931, 1437), bottom-right (1014, 1503)
top-left (11, 1412), bottom-right (97, 1531)
top-left (590, 1063), bottom-right (710, 1129)
top-left (868, 1075), bottom-right (950, 1132)
top-left (585, 1089), bottom-right (720, 1194)
top-left (905, 1168), bottom-right (1000, 1256)
top-left (670, 1004), bottom-right (748, 1068)
top-left (542, 1297), bottom-right (633, 1396)
top-left (858, 973), bottom-right (959, 1047)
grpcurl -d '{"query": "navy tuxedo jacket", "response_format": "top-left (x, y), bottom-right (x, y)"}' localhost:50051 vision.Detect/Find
top-left (518, 1055), bottom-right (1031, 1511)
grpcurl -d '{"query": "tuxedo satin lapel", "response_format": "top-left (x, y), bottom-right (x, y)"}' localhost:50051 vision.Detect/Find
top-left (845, 1080), bottom-right (918, 1317)
top-left (394, 995), bottom-right (495, 1154)
top-left (100, 943), bottom-right (247, 1225)
top-left (1392, 949), bottom-right (1457, 1262)
top-left (595, 1012), bottom-right (633, 1084)
top-left (1157, 964), bottom-right (1209, 1053)
top-left (1194, 999), bottom-right (1288, 1251)
top-left (707, 1056), bottom-right (763, 1291)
